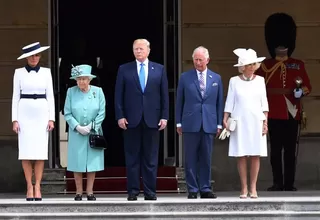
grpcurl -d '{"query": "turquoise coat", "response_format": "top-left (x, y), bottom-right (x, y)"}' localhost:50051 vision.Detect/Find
top-left (64, 85), bottom-right (106, 172)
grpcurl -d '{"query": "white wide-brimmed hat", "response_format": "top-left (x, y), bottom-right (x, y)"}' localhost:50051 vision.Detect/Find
top-left (233, 48), bottom-right (265, 67)
top-left (17, 42), bottom-right (50, 60)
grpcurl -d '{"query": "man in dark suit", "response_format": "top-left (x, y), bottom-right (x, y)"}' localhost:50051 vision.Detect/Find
top-left (115, 39), bottom-right (169, 201)
top-left (176, 46), bottom-right (223, 199)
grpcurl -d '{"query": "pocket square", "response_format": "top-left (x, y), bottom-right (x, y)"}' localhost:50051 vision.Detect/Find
top-left (212, 82), bottom-right (218, 86)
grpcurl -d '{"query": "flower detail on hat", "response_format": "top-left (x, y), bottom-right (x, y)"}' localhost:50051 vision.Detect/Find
top-left (71, 65), bottom-right (82, 77)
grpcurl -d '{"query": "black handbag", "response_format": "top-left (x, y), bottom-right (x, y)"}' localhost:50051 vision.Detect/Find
top-left (89, 121), bottom-right (107, 150)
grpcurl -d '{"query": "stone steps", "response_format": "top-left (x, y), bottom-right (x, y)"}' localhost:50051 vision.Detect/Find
top-left (1, 194), bottom-right (320, 219)
top-left (1, 211), bottom-right (320, 219)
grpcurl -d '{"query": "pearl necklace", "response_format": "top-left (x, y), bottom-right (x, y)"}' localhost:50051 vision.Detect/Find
top-left (243, 74), bottom-right (254, 81)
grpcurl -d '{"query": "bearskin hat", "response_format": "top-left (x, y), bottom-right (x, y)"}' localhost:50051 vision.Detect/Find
top-left (264, 13), bottom-right (297, 58)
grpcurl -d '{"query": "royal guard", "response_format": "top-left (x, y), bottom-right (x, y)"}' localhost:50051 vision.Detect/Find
top-left (256, 13), bottom-right (312, 191)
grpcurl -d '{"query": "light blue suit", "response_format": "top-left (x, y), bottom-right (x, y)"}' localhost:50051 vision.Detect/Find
top-left (64, 85), bottom-right (106, 172)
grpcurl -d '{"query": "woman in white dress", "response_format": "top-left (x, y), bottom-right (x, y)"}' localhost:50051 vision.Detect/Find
top-left (223, 48), bottom-right (269, 199)
top-left (11, 42), bottom-right (55, 201)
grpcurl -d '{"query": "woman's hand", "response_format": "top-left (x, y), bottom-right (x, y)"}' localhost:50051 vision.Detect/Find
top-left (12, 121), bottom-right (19, 134)
top-left (223, 119), bottom-right (228, 131)
top-left (47, 120), bottom-right (55, 131)
top-left (262, 122), bottom-right (268, 135)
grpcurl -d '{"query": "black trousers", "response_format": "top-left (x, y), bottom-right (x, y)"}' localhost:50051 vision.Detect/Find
top-left (268, 116), bottom-right (299, 188)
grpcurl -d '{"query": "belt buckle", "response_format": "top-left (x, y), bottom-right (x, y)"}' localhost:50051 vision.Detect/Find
top-left (33, 94), bottom-right (37, 99)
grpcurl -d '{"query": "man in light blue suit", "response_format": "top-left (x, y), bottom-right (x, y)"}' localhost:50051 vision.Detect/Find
top-left (176, 46), bottom-right (224, 199)
top-left (115, 39), bottom-right (169, 201)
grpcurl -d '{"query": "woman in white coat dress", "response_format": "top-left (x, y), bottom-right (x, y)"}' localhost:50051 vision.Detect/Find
top-left (11, 42), bottom-right (55, 201)
top-left (223, 48), bottom-right (269, 199)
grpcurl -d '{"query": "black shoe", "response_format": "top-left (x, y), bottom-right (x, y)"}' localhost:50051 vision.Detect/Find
top-left (200, 191), bottom-right (217, 199)
top-left (34, 198), bottom-right (42, 201)
top-left (187, 192), bottom-right (197, 199)
top-left (284, 186), bottom-right (297, 191)
top-left (74, 194), bottom-right (82, 201)
top-left (144, 195), bottom-right (157, 200)
top-left (26, 198), bottom-right (34, 201)
top-left (87, 194), bottom-right (96, 201)
top-left (267, 185), bottom-right (284, 191)
top-left (127, 194), bottom-right (138, 201)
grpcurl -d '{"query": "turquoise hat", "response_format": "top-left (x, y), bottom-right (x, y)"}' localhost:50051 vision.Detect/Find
top-left (70, 64), bottom-right (96, 80)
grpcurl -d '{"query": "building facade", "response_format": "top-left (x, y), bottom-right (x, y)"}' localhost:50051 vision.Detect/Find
top-left (1, 0), bottom-right (320, 192)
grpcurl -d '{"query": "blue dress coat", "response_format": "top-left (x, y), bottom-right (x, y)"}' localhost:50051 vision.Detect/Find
top-left (64, 85), bottom-right (106, 172)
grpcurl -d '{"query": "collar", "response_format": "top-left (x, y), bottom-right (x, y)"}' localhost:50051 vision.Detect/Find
top-left (136, 58), bottom-right (149, 66)
top-left (196, 68), bottom-right (207, 75)
top-left (25, 64), bottom-right (40, 73)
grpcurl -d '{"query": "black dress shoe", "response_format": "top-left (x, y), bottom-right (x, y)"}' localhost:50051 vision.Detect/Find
top-left (74, 194), bottom-right (82, 201)
top-left (200, 192), bottom-right (217, 199)
top-left (127, 194), bottom-right (137, 201)
top-left (26, 198), bottom-right (34, 201)
top-left (144, 195), bottom-right (157, 200)
top-left (267, 185), bottom-right (284, 191)
top-left (187, 192), bottom-right (197, 199)
top-left (284, 186), bottom-right (297, 191)
top-left (87, 194), bottom-right (96, 201)
top-left (34, 198), bottom-right (42, 201)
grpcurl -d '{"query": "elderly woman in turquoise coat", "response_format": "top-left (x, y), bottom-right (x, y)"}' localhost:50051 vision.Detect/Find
top-left (64, 64), bottom-right (106, 201)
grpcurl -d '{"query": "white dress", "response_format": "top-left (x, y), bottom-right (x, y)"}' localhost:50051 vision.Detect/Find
top-left (224, 75), bottom-right (269, 157)
top-left (11, 67), bottom-right (55, 160)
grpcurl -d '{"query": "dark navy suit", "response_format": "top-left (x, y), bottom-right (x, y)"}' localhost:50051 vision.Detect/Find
top-left (115, 60), bottom-right (169, 196)
top-left (176, 69), bottom-right (223, 193)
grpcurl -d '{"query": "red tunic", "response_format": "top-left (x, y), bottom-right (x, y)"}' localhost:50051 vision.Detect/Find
top-left (256, 57), bottom-right (312, 120)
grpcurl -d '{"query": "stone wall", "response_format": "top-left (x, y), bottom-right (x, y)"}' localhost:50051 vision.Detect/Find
top-left (0, 0), bottom-right (49, 192)
top-left (181, 0), bottom-right (320, 190)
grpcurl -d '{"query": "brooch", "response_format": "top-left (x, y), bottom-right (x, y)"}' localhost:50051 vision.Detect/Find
top-left (93, 91), bottom-right (96, 98)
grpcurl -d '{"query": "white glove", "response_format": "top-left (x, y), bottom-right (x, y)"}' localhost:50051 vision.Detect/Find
top-left (294, 88), bottom-right (303, 98)
top-left (219, 128), bottom-right (230, 140)
top-left (76, 125), bottom-right (90, 135)
top-left (84, 122), bottom-right (92, 131)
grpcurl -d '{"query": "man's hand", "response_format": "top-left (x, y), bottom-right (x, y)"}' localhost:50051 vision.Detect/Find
top-left (176, 127), bottom-right (182, 135)
top-left (118, 118), bottom-right (128, 130)
top-left (216, 128), bottom-right (221, 138)
top-left (158, 119), bottom-right (167, 130)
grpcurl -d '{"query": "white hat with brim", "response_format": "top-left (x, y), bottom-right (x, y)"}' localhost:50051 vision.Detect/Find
top-left (17, 42), bottom-right (50, 60)
top-left (233, 48), bottom-right (265, 67)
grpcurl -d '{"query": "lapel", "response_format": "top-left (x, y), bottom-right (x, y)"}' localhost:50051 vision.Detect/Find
top-left (132, 61), bottom-right (142, 93)
top-left (192, 69), bottom-right (201, 96)
top-left (144, 61), bottom-right (154, 91)
top-left (203, 70), bottom-right (215, 100)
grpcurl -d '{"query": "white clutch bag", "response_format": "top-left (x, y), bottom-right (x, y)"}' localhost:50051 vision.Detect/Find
top-left (227, 117), bottom-right (237, 131)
